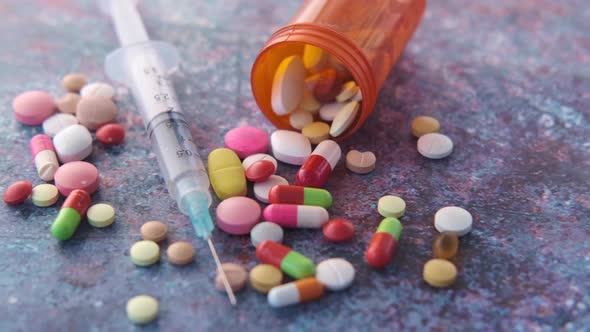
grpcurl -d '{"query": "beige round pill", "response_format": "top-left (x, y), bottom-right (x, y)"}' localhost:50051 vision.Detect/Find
top-left (289, 110), bottom-right (313, 130)
top-left (249, 264), bottom-right (283, 293)
top-left (411, 116), bottom-right (440, 137)
top-left (130, 241), bottom-right (160, 267)
top-left (87, 203), bottom-right (115, 227)
top-left (167, 241), bottom-right (195, 265)
top-left (345, 150), bottom-right (376, 174)
top-left (31, 184), bottom-right (59, 207)
top-left (378, 195), bottom-right (406, 218)
top-left (62, 73), bottom-right (87, 93)
top-left (126, 295), bottom-right (158, 325)
top-left (140, 221), bottom-right (168, 242)
top-left (76, 96), bottom-right (118, 130)
top-left (423, 258), bottom-right (457, 288)
top-left (301, 122), bottom-right (330, 144)
top-left (215, 263), bottom-right (248, 293)
top-left (56, 93), bottom-right (81, 114)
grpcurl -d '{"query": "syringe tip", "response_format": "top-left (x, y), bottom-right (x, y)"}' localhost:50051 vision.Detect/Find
top-left (182, 191), bottom-right (214, 239)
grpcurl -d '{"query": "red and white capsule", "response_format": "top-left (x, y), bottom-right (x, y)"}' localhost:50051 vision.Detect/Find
top-left (295, 140), bottom-right (341, 188)
top-left (263, 204), bottom-right (329, 228)
top-left (30, 134), bottom-right (59, 181)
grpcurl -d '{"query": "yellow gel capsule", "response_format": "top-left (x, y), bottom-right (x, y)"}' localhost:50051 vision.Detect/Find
top-left (208, 148), bottom-right (247, 200)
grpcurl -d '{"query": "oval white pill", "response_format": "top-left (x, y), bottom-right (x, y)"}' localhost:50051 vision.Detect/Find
top-left (270, 130), bottom-right (311, 165)
top-left (250, 221), bottom-right (284, 247)
top-left (253, 175), bottom-right (288, 203)
top-left (330, 100), bottom-right (359, 137)
top-left (316, 258), bottom-right (355, 291)
top-left (271, 55), bottom-right (306, 116)
top-left (417, 133), bottom-right (454, 159)
top-left (52, 124), bottom-right (93, 163)
top-left (242, 153), bottom-right (277, 171)
top-left (81, 82), bottom-right (115, 99)
top-left (335, 81), bottom-right (360, 102)
top-left (319, 102), bottom-right (347, 122)
top-left (434, 206), bottom-right (473, 236)
top-left (42, 113), bottom-right (78, 137)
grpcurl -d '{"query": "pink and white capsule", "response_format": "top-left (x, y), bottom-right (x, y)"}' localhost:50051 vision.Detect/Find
top-left (30, 134), bottom-right (60, 181)
top-left (263, 204), bottom-right (329, 228)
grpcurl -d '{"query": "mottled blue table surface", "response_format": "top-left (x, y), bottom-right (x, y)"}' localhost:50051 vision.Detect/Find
top-left (0, 0), bottom-right (589, 331)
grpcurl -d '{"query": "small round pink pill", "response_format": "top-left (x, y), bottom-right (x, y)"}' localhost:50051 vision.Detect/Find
top-left (224, 126), bottom-right (269, 159)
top-left (12, 91), bottom-right (56, 125)
top-left (54, 161), bottom-right (99, 196)
top-left (216, 197), bottom-right (261, 235)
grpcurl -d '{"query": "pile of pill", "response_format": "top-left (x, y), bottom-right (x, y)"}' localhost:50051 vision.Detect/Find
top-left (411, 115), bottom-right (454, 159)
top-left (3, 72), bottom-right (125, 241)
top-left (270, 45), bottom-right (363, 141)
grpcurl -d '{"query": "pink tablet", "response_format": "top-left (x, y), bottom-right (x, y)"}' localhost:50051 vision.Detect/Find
top-left (54, 161), bottom-right (99, 196)
top-left (215, 196), bottom-right (261, 235)
top-left (13, 91), bottom-right (56, 126)
top-left (224, 126), bottom-right (269, 159)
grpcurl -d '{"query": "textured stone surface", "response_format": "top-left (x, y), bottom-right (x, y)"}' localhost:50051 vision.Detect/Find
top-left (0, 0), bottom-right (589, 331)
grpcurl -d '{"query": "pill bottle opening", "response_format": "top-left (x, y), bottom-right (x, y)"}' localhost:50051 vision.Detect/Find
top-left (251, 24), bottom-right (377, 141)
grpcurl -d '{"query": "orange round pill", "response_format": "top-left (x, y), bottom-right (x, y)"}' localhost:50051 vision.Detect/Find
top-left (167, 241), bottom-right (195, 265)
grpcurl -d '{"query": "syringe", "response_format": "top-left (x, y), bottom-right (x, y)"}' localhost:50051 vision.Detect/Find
top-left (99, 0), bottom-right (236, 305)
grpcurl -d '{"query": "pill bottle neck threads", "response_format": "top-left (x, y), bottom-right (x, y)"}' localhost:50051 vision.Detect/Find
top-left (251, 0), bottom-right (427, 140)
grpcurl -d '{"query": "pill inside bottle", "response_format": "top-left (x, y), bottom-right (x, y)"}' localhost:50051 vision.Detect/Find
top-left (251, 0), bottom-right (426, 140)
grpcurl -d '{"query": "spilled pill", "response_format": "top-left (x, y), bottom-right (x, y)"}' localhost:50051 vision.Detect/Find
top-left (264, 204), bottom-right (329, 229)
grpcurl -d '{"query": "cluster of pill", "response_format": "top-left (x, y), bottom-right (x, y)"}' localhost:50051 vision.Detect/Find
top-left (204, 125), bottom-right (391, 307)
top-left (130, 220), bottom-right (196, 267)
top-left (411, 116), bottom-right (454, 159)
top-left (126, 221), bottom-right (197, 325)
top-left (3, 73), bottom-right (126, 239)
top-left (271, 45), bottom-right (363, 142)
top-left (423, 206), bottom-right (473, 287)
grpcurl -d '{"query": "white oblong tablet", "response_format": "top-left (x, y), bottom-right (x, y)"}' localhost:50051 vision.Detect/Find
top-left (316, 258), bottom-right (355, 291)
top-left (80, 82), bottom-right (115, 99)
top-left (289, 110), bottom-right (313, 130)
top-left (242, 154), bottom-right (278, 171)
top-left (270, 130), bottom-right (311, 165)
top-left (250, 221), bottom-right (284, 247)
top-left (53, 124), bottom-right (93, 163)
top-left (329, 101), bottom-right (359, 137)
top-left (271, 56), bottom-right (306, 116)
top-left (319, 102), bottom-right (347, 122)
top-left (253, 175), bottom-right (288, 203)
top-left (434, 206), bottom-right (473, 236)
top-left (42, 113), bottom-right (78, 137)
top-left (417, 133), bottom-right (454, 159)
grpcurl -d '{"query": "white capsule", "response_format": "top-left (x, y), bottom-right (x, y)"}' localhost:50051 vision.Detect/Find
top-left (268, 278), bottom-right (324, 308)
top-left (311, 140), bottom-right (341, 170)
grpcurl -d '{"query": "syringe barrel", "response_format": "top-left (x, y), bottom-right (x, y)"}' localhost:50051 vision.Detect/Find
top-left (147, 112), bottom-right (211, 213)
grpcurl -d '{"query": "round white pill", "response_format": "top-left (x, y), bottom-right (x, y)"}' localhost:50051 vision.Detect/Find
top-left (42, 113), bottom-right (78, 137)
top-left (80, 82), bottom-right (115, 99)
top-left (289, 110), bottom-right (313, 130)
top-left (270, 130), bottom-right (311, 165)
top-left (253, 175), bottom-right (288, 203)
top-left (316, 258), bottom-right (355, 291)
top-left (250, 222), bottom-right (284, 247)
top-left (242, 153), bottom-right (278, 171)
top-left (417, 133), bottom-right (454, 159)
top-left (52, 124), bottom-right (93, 163)
top-left (434, 206), bottom-right (473, 236)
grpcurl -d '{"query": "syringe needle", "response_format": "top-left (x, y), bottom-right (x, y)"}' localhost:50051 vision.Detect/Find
top-left (207, 237), bottom-right (237, 306)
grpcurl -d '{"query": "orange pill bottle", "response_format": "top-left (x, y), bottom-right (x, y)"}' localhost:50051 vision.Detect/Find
top-left (251, 0), bottom-right (427, 140)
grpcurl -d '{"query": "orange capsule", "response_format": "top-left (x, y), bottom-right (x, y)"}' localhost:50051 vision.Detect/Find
top-left (267, 278), bottom-right (324, 307)
top-left (432, 232), bottom-right (459, 259)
